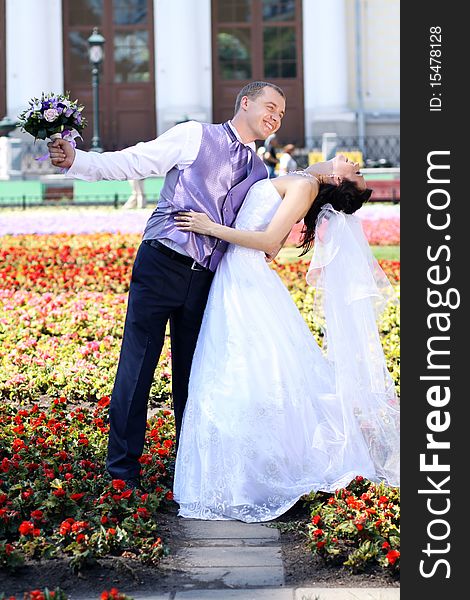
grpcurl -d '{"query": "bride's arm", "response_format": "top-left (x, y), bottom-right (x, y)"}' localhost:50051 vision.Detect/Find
top-left (265, 231), bottom-right (290, 262)
top-left (175, 177), bottom-right (318, 256)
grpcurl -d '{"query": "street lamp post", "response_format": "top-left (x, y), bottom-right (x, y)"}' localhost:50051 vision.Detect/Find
top-left (88, 27), bottom-right (105, 153)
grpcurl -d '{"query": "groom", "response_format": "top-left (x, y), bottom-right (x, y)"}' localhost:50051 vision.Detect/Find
top-left (48, 81), bottom-right (286, 490)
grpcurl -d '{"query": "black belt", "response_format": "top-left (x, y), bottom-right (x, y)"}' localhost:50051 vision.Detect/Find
top-left (144, 239), bottom-right (208, 271)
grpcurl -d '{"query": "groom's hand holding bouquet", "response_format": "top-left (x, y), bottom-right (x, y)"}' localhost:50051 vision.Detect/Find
top-left (18, 91), bottom-right (86, 168)
top-left (48, 135), bottom-right (76, 168)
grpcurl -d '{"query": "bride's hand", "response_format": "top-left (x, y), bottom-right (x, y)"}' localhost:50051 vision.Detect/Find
top-left (265, 246), bottom-right (281, 262)
top-left (175, 211), bottom-right (215, 235)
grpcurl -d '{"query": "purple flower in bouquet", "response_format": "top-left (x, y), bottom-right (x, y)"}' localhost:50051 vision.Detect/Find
top-left (17, 91), bottom-right (87, 142)
top-left (60, 102), bottom-right (74, 118)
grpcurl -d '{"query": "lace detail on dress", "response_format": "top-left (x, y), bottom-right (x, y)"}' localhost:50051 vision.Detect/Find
top-left (177, 472), bottom-right (357, 523)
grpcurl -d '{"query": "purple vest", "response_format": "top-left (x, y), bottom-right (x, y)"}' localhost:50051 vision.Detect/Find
top-left (142, 122), bottom-right (267, 271)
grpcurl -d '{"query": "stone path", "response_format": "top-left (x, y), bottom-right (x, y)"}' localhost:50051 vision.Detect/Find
top-left (177, 520), bottom-right (284, 588)
top-left (128, 519), bottom-right (400, 600)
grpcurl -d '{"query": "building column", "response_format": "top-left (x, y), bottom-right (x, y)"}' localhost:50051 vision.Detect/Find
top-left (302, 0), bottom-right (355, 141)
top-left (6, 0), bottom-right (63, 122)
top-left (154, 0), bottom-right (212, 134)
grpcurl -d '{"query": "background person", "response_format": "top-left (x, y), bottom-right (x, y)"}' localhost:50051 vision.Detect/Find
top-left (263, 133), bottom-right (280, 177)
top-left (122, 179), bottom-right (146, 209)
top-left (278, 143), bottom-right (298, 175)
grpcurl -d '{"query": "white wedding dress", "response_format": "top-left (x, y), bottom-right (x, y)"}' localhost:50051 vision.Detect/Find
top-left (173, 178), bottom-right (400, 523)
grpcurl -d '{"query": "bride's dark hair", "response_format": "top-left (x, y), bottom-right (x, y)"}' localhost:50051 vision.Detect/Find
top-left (298, 180), bottom-right (373, 255)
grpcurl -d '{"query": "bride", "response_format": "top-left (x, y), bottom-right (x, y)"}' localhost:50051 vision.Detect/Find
top-left (173, 155), bottom-right (400, 523)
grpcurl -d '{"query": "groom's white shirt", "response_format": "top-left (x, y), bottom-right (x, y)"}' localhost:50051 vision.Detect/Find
top-left (66, 120), bottom-right (255, 181)
top-left (66, 120), bottom-right (256, 256)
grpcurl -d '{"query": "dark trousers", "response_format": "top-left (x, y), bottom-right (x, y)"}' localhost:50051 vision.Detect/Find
top-left (106, 241), bottom-right (214, 480)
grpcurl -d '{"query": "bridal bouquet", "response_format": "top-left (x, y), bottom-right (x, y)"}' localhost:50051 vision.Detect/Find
top-left (18, 91), bottom-right (87, 145)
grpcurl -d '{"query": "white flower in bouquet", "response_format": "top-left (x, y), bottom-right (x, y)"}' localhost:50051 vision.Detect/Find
top-left (18, 91), bottom-right (87, 142)
top-left (44, 108), bottom-right (60, 122)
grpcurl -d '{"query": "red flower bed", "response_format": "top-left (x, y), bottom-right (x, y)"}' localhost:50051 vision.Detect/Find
top-left (0, 234), bottom-right (140, 293)
top-left (307, 476), bottom-right (400, 572)
top-left (0, 233), bottom-right (400, 295)
top-left (273, 258), bottom-right (400, 286)
top-left (0, 586), bottom-right (132, 599)
top-left (0, 397), bottom-right (175, 572)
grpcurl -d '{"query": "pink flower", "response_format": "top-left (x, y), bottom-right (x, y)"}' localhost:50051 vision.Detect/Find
top-left (43, 108), bottom-right (59, 122)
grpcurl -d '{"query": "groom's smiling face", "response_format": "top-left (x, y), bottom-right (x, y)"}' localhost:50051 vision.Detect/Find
top-left (245, 87), bottom-right (286, 140)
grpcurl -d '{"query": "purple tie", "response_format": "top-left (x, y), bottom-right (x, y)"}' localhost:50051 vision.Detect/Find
top-left (223, 122), bottom-right (249, 187)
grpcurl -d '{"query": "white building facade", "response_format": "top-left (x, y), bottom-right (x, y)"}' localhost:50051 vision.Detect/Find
top-left (1, 0), bottom-right (399, 159)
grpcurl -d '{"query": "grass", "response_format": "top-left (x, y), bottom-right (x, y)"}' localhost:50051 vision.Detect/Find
top-left (370, 245), bottom-right (400, 260)
top-left (278, 245), bottom-right (400, 263)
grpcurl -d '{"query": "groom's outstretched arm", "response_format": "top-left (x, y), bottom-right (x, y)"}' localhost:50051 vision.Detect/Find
top-left (47, 120), bottom-right (202, 182)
